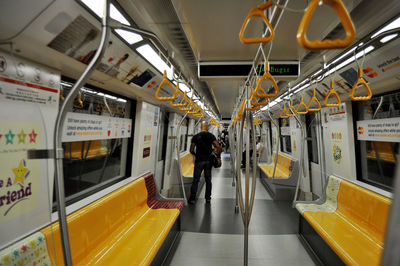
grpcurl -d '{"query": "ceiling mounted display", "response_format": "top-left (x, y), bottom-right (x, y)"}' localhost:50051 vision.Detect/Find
top-left (198, 61), bottom-right (299, 80)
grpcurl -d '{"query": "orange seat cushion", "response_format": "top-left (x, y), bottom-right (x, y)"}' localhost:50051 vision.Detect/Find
top-left (303, 179), bottom-right (391, 266)
top-left (180, 152), bottom-right (195, 177)
top-left (259, 153), bottom-right (293, 179)
top-left (41, 174), bottom-right (183, 265)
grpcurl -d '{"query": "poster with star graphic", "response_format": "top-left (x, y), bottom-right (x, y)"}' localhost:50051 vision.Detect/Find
top-left (0, 53), bottom-right (59, 249)
top-left (0, 122), bottom-right (41, 223)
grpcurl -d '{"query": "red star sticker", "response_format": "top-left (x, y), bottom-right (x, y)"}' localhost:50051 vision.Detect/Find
top-left (21, 245), bottom-right (27, 252)
top-left (29, 129), bottom-right (38, 143)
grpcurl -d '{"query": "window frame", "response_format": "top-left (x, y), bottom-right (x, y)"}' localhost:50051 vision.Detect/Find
top-left (353, 89), bottom-right (400, 192)
top-left (54, 76), bottom-right (135, 209)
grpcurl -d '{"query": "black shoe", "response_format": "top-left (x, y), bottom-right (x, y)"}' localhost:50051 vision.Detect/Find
top-left (188, 200), bottom-right (195, 205)
top-left (206, 199), bottom-right (211, 204)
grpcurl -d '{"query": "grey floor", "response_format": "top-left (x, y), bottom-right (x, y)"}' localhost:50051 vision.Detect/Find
top-left (169, 153), bottom-right (315, 265)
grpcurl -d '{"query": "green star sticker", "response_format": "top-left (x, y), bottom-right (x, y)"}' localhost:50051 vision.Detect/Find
top-left (5, 130), bottom-right (15, 144)
top-left (17, 129), bottom-right (27, 144)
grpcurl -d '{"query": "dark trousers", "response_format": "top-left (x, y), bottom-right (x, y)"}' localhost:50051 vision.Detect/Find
top-left (189, 160), bottom-right (212, 201)
top-left (242, 149), bottom-right (253, 166)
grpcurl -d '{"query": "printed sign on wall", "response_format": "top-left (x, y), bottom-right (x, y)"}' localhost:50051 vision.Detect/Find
top-left (280, 126), bottom-right (291, 136)
top-left (62, 112), bottom-right (132, 142)
top-left (0, 51), bottom-right (59, 108)
top-left (0, 122), bottom-right (41, 223)
top-left (331, 130), bottom-right (344, 168)
top-left (357, 117), bottom-right (400, 142)
top-left (0, 51), bottom-right (59, 249)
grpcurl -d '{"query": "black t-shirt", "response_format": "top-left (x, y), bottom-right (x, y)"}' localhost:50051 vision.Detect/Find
top-left (191, 131), bottom-right (216, 162)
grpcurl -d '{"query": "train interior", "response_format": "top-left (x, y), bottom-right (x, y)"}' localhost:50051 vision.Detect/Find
top-left (0, 0), bottom-right (400, 265)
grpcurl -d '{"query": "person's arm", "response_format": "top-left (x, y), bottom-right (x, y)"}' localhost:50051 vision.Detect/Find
top-left (190, 143), bottom-right (196, 156)
top-left (212, 140), bottom-right (222, 156)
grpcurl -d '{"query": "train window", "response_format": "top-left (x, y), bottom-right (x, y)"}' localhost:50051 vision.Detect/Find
top-left (306, 113), bottom-right (319, 164)
top-left (354, 90), bottom-right (400, 190)
top-left (58, 79), bottom-right (133, 205)
top-left (279, 118), bottom-right (292, 154)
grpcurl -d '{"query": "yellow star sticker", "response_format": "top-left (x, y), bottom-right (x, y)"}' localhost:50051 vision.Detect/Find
top-left (13, 160), bottom-right (28, 185)
top-left (17, 129), bottom-right (27, 144)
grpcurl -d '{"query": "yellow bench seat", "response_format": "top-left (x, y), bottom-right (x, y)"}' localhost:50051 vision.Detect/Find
top-left (259, 153), bottom-right (294, 179)
top-left (297, 176), bottom-right (391, 266)
top-left (258, 164), bottom-right (289, 179)
top-left (41, 173), bottom-right (183, 265)
top-left (180, 152), bottom-right (195, 177)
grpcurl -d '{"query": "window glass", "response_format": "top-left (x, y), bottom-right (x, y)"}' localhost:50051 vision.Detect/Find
top-left (58, 80), bottom-right (132, 205)
top-left (355, 90), bottom-right (400, 189)
top-left (279, 118), bottom-right (291, 153)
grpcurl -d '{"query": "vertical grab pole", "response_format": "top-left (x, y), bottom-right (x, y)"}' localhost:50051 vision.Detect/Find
top-left (267, 108), bottom-right (280, 179)
top-left (176, 113), bottom-right (188, 205)
top-left (53, 1), bottom-right (111, 265)
top-left (290, 109), bottom-right (306, 207)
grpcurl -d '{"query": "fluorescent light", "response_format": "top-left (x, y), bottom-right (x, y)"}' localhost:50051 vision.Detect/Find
top-left (326, 46), bottom-right (374, 75)
top-left (179, 83), bottom-right (191, 93)
top-left (81, 1), bottom-right (131, 25)
top-left (380, 33), bottom-right (398, 43)
top-left (136, 44), bottom-right (172, 79)
top-left (110, 4), bottom-right (130, 25)
top-left (371, 17), bottom-right (400, 38)
top-left (115, 29), bottom-right (142, 44)
top-left (105, 95), bottom-right (117, 100)
top-left (81, 0), bottom-right (103, 18)
top-left (60, 81), bottom-right (72, 87)
top-left (81, 88), bottom-right (97, 94)
top-left (117, 98), bottom-right (127, 103)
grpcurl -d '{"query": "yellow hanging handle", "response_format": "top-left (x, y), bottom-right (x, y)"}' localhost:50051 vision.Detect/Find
top-left (250, 86), bottom-right (269, 106)
top-left (287, 100), bottom-right (297, 117)
top-left (170, 83), bottom-right (187, 107)
top-left (155, 70), bottom-right (176, 101)
top-left (350, 68), bottom-right (372, 101)
top-left (297, 0), bottom-right (356, 50)
top-left (74, 92), bottom-right (84, 109)
top-left (255, 62), bottom-right (279, 98)
top-left (280, 104), bottom-right (289, 118)
top-left (187, 103), bottom-right (201, 114)
top-left (193, 109), bottom-right (205, 118)
top-left (245, 88), bottom-right (260, 111)
top-left (324, 80), bottom-right (341, 107)
top-left (178, 92), bottom-right (190, 111)
top-left (307, 89), bottom-right (322, 112)
top-left (239, 1), bottom-right (275, 44)
top-left (296, 96), bottom-right (309, 115)
top-left (180, 95), bottom-right (194, 112)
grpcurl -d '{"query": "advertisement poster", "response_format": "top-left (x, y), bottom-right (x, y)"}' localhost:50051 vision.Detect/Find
top-left (142, 128), bottom-right (152, 163)
top-left (331, 130), bottom-right (344, 168)
top-left (0, 51), bottom-right (59, 248)
top-left (280, 126), bottom-right (290, 136)
top-left (0, 122), bottom-right (41, 223)
top-left (62, 112), bottom-right (132, 142)
top-left (357, 117), bottom-right (400, 142)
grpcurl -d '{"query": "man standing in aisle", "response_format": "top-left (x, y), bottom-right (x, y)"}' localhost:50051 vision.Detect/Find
top-left (189, 121), bottom-right (222, 204)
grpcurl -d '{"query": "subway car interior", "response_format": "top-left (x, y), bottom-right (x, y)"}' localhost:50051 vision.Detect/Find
top-left (1, 0), bottom-right (400, 265)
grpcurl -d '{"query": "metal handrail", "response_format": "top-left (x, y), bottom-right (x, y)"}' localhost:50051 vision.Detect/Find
top-left (52, 1), bottom-right (111, 265)
top-left (289, 109), bottom-right (306, 207)
top-left (235, 110), bottom-right (258, 266)
top-left (175, 113), bottom-right (188, 205)
top-left (267, 107), bottom-right (280, 180)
